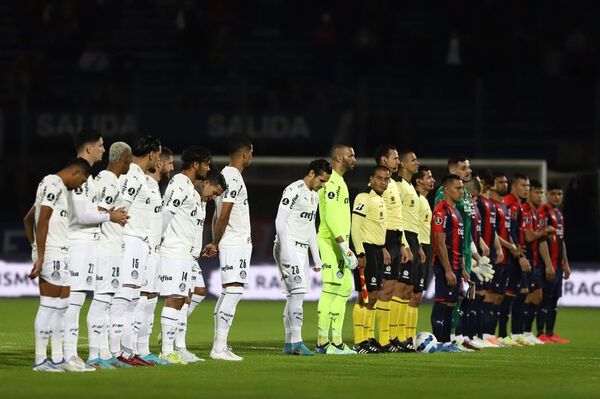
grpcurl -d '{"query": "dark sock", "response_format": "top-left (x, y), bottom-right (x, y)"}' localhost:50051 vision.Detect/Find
top-left (474, 295), bottom-right (484, 338)
top-left (546, 297), bottom-right (559, 336)
top-left (499, 296), bottom-right (514, 338)
top-left (511, 294), bottom-right (526, 335)
top-left (458, 298), bottom-right (470, 337)
top-left (431, 302), bottom-right (446, 342)
top-left (492, 304), bottom-right (500, 335)
top-left (523, 303), bottom-right (537, 333)
top-left (443, 305), bottom-right (454, 343)
top-left (482, 301), bottom-right (495, 336)
top-left (537, 296), bottom-right (551, 336)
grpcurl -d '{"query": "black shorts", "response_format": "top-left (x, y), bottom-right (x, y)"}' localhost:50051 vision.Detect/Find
top-left (532, 267), bottom-right (543, 290)
top-left (399, 231), bottom-right (419, 285)
top-left (433, 263), bottom-right (462, 303)
top-left (521, 270), bottom-right (534, 293)
top-left (414, 243), bottom-right (433, 293)
top-left (383, 230), bottom-right (402, 280)
top-left (354, 243), bottom-right (384, 293)
top-left (505, 258), bottom-right (522, 295)
top-left (542, 268), bottom-right (563, 298)
top-left (487, 263), bottom-right (506, 294)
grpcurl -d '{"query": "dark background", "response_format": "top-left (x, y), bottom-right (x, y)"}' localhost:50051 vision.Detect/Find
top-left (1, 0), bottom-right (599, 264)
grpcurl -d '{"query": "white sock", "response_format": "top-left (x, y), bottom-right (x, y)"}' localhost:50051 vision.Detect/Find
top-left (110, 286), bottom-right (135, 355)
top-left (34, 296), bottom-right (55, 365)
top-left (122, 291), bottom-right (140, 355)
top-left (137, 296), bottom-right (158, 357)
top-left (283, 296), bottom-right (291, 344)
top-left (188, 294), bottom-right (205, 316)
top-left (99, 298), bottom-right (112, 360)
top-left (51, 297), bottom-right (68, 363)
top-left (63, 291), bottom-right (86, 359)
top-left (131, 295), bottom-right (147, 354)
top-left (213, 286), bottom-right (243, 352)
top-left (175, 303), bottom-right (190, 350)
top-left (160, 306), bottom-right (179, 355)
top-left (86, 293), bottom-right (111, 361)
top-left (288, 293), bottom-right (305, 343)
top-left (213, 293), bottom-right (224, 340)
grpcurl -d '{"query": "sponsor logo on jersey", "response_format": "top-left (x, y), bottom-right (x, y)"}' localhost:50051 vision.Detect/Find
top-left (46, 193), bottom-right (56, 201)
top-left (282, 198), bottom-right (290, 205)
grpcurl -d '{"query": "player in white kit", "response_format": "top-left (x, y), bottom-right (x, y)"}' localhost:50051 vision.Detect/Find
top-left (110, 135), bottom-right (162, 366)
top-left (133, 147), bottom-right (174, 365)
top-left (159, 145), bottom-right (213, 364)
top-left (203, 134), bottom-right (253, 361)
top-left (86, 142), bottom-right (133, 369)
top-left (24, 159), bottom-right (91, 371)
top-left (64, 129), bottom-right (128, 371)
top-left (174, 169), bottom-right (226, 362)
top-left (274, 159), bottom-right (332, 356)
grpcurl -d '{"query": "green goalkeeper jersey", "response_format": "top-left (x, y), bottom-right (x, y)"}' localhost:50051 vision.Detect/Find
top-left (318, 169), bottom-right (351, 243)
top-left (435, 185), bottom-right (473, 272)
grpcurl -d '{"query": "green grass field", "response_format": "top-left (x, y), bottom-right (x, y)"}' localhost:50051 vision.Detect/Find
top-left (1, 298), bottom-right (599, 399)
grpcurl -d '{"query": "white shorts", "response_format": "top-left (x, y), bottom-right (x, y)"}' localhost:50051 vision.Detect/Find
top-left (95, 254), bottom-right (122, 294)
top-left (40, 257), bottom-right (70, 287)
top-left (120, 235), bottom-right (149, 287)
top-left (68, 242), bottom-right (97, 291)
top-left (218, 245), bottom-right (252, 285)
top-left (142, 255), bottom-right (161, 294)
top-left (273, 241), bottom-right (311, 295)
top-left (159, 257), bottom-right (191, 297)
top-left (190, 260), bottom-right (206, 289)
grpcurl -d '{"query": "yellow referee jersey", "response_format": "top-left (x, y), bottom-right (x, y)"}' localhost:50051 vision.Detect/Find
top-left (397, 177), bottom-right (419, 233)
top-left (417, 193), bottom-right (432, 245)
top-left (382, 176), bottom-right (402, 231)
top-left (351, 190), bottom-right (386, 255)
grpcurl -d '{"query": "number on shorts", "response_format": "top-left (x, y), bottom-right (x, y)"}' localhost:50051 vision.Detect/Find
top-left (239, 259), bottom-right (247, 269)
top-left (112, 267), bottom-right (120, 277)
top-left (291, 265), bottom-right (299, 275)
top-left (181, 272), bottom-right (188, 281)
top-left (88, 263), bottom-right (94, 273)
top-left (53, 261), bottom-right (60, 271)
top-left (132, 258), bottom-right (139, 269)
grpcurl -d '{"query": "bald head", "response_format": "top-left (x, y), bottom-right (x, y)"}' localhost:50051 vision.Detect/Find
top-left (330, 144), bottom-right (356, 175)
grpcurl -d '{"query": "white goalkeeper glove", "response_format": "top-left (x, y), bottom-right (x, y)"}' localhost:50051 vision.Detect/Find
top-left (338, 241), bottom-right (358, 270)
top-left (471, 257), bottom-right (494, 282)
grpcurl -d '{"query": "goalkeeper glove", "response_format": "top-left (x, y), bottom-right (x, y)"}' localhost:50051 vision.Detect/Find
top-left (338, 241), bottom-right (358, 270)
top-left (478, 256), bottom-right (495, 281)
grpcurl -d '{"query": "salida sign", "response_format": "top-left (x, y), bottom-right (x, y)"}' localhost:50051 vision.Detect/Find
top-left (36, 113), bottom-right (137, 137)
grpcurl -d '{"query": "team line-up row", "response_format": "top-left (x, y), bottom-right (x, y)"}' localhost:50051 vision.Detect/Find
top-left (26, 131), bottom-right (570, 372)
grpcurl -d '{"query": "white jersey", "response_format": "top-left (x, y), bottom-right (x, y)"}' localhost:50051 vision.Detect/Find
top-left (276, 179), bottom-right (318, 245)
top-left (96, 170), bottom-right (124, 255)
top-left (120, 163), bottom-right (155, 241)
top-left (147, 176), bottom-right (164, 256)
top-left (215, 166), bottom-right (251, 247)
top-left (67, 175), bottom-right (100, 243)
top-left (160, 174), bottom-right (203, 259)
top-left (190, 200), bottom-right (207, 260)
top-left (34, 175), bottom-right (70, 259)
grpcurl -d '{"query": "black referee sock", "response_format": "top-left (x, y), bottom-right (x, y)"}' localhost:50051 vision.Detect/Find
top-left (431, 302), bottom-right (446, 342)
top-left (498, 295), bottom-right (514, 338)
top-left (511, 294), bottom-right (526, 335)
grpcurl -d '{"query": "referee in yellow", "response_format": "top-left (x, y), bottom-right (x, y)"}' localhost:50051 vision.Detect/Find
top-left (316, 144), bottom-right (358, 355)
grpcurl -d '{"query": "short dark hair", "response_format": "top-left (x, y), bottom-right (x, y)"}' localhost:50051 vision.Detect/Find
top-left (547, 181), bottom-right (562, 191)
top-left (411, 165), bottom-right (431, 186)
top-left (530, 179), bottom-right (543, 189)
top-left (307, 159), bottom-right (332, 176)
top-left (181, 145), bottom-right (211, 169)
top-left (65, 157), bottom-right (92, 176)
top-left (465, 177), bottom-right (481, 193)
top-left (493, 171), bottom-right (506, 180)
top-left (132, 135), bottom-right (161, 157)
top-left (447, 155), bottom-right (468, 169)
top-left (160, 146), bottom-right (174, 159)
top-left (479, 168), bottom-right (494, 185)
top-left (228, 134), bottom-right (252, 155)
top-left (370, 165), bottom-right (390, 177)
top-left (442, 174), bottom-right (461, 187)
top-left (398, 150), bottom-right (415, 161)
top-left (374, 144), bottom-right (397, 165)
top-left (74, 128), bottom-right (102, 152)
top-left (511, 173), bottom-right (529, 185)
top-left (205, 169), bottom-right (227, 191)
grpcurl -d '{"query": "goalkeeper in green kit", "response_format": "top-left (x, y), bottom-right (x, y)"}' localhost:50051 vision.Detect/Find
top-left (315, 144), bottom-right (358, 354)
top-left (434, 157), bottom-right (494, 350)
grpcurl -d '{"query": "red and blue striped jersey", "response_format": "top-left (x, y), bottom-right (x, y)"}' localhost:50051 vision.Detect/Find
top-left (477, 195), bottom-right (497, 262)
top-left (538, 204), bottom-right (565, 270)
top-left (504, 193), bottom-right (525, 247)
top-left (522, 203), bottom-right (541, 267)
top-left (471, 196), bottom-right (481, 250)
top-left (432, 200), bottom-right (464, 271)
top-left (489, 197), bottom-right (510, 265)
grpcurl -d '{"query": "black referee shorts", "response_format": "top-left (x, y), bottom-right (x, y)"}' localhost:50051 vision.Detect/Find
top-left (383, 230), bottom-right (402, 281)
top-left (398, 230), bottom-right (419, 286)
top-left (354, 243), bottom-right (384, 292)
top-left (414, 243), bottom-right (433, 293)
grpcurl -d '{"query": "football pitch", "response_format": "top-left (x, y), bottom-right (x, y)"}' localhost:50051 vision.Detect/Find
top-left (1, 298), bottom-right (599, 399)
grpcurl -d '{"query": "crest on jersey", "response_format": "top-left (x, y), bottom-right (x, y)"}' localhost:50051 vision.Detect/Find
top-left (327, 192), bottom-right (335, 199)
top-left (434, 216), bottom-right (443, 225)
top-left (46, 193), bottom-right (55, 201)
top-left (282, 198), bottom-right (290, 205)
